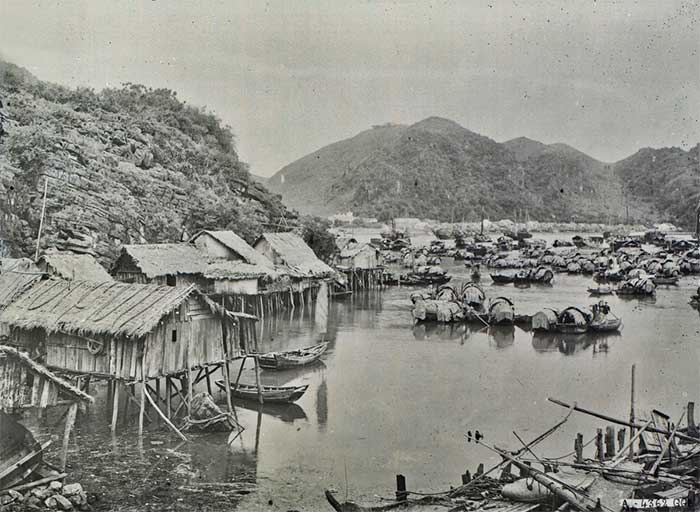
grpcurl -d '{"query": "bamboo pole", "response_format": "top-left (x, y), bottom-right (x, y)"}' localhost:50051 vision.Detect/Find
top-left (165, 377), bottom-right (172, 419)
top-left (143, 387), bottom-right (188, 441)
top-left (34, 177), bottom-right (49, 262)
top-left (234, 357), bottom-right (245, 390)
top-left (487, 446), bottom-right (591, 512)
top-left (548, 398), bottom-right (700, 444)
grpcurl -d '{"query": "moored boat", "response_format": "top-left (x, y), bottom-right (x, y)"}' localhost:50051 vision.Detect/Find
top-left (652, 275), bottom-right (679, 285)
top-left (588, 285), bottom-right (614, 296)
top-left (215, 380), bottom-right (309, 403)
top-left (556, 306), bottom-right (591, 334)
top-left (488, 297), bottom-right (515, 324)
top-left (490, 273), bottom-right (514, 284)
top-left (589, 317), bottom-right (622, 332)
top-left (258, 342), bottom-right (329, 370)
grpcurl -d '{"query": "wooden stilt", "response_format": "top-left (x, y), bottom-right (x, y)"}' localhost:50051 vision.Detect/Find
top-left (253, 355), bottom-right (263, 404)
top-left (574, 433), bottom-right (583, 463)
top-left (165, 377), bottom-right (172, 419)
top-left (605, 426), bottom-right (616, 459)
top-left (111, 381), bottom-right (120, 432)
top-left (688, 402), bottom-right (697, 437)
top-left (595, 428), bottom-right (604, 462)
top-left (186, 368), bottom-right (193, 416)
top-left (234, 357), bottom-right (246, 390)
top-left (222, 362), bottom-right (234, 417)
top-left (205, 367), bottom-right (212, 395)
top-left (139, 371), bottom-right (146, 436)
top-left (60, 403), bottom-right (78, 471)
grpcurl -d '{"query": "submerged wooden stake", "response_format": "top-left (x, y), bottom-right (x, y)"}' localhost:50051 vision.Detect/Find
top-left (253, 355), bottom-right (263, 404)
top-left (395, 474), bottom-right (407, 502)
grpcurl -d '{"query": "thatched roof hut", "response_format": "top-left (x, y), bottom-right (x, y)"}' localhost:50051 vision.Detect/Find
top-left (113, 243), bottom-right (207, 285)
top-left (191, 230), bottom-right (276, 270)
top-left (38, 249), bottom-right (112, 283)
top-left (254, 232), bottom-right (335, 279)
top-left (335, 241), bottom-right (381, 269)
top-left (0, 279), bottom-right (246, 380)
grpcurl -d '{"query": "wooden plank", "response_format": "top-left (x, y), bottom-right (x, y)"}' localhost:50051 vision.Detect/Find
top-left (0, 441), bottom-right (51, 482)
top-left (61, 402), bottom-right (78, 471)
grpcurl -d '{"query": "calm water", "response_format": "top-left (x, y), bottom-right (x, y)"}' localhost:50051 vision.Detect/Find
top-left (26, 238), bottom-right (700, 511)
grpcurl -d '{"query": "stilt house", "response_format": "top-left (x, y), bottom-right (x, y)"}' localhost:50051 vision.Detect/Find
top-left (333, 239), bottom-right (383, 290)
top-left (0, 279), bottom-right (250, 381)
top-left (253, 232), bottom-right (335, 290)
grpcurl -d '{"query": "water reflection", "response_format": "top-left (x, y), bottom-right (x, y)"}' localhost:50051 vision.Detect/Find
top-left (530, 331), bottom-right (620, 355)
top-left (232, 400), bottom-right (308, 423)
top-left (316, 377), bottom-right (328, 432)
top-left (489, 325), bottom-right (515, 348)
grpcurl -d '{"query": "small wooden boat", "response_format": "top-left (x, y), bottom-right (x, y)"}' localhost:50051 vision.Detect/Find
top-left (652, 275), bottom-right (679, 285)
top-left (258, 342), bottom-right (329, 370)
top-left (0, 411), bottom-right (44, 490)
top-left (490, 273), bottom-right (514, 284)
top-left (556, 306), bottom-right (591, 334)
top-left (488, 297), bottom-right (515, 324)
top-left (215, 380), bottom-right (309, 403)
top-left (588, 285), bottom-right (614, 296)
top-left (589, 317), bottom-right (622, 332)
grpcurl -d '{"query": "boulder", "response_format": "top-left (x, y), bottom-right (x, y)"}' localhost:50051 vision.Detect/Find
top-left (62, 483), bottom-right (84, 496)
top-left (54, 494), bottom-right (74, 510)
top-left (50, 480), bottom-right (64, 491)
top-left (32, 487), bottom-right (54, 500)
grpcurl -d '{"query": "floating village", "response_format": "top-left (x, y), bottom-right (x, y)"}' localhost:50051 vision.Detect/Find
top-left (0, 216), bottom-right (699, 511)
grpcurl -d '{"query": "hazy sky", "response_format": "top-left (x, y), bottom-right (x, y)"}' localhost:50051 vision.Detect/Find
top-left (0, 1), bottom-right (698, 175)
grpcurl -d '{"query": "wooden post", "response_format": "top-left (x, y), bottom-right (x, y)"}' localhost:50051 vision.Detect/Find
top-left (165, 377), bottom-right (172, 419)
top-left (234, 357), bottom-right (246, 390)
top-left (574, 433), bottom-right (584, 463)
top-left (222, 362), bottom-right (234, 418)
top-left (617, 428), bottom-right (626, 452)
top-left (395, 474), bottom-right (407, 502)
top-left (499, 464), bottom-right (511, 481)
top-left (605, 426), bottom-right (616, 458)
top-left (139, 361), bottom-right (146, 436)
top-left (595, 428), bottom-right (604, 462)
top-left (253, 355), bottom-right (263, 404)
top-left (462, 470), bottom-right (472, 484)
top-left (60, 403), bottom-right (78, 471)
top-left (111, 381), bottom-right (120, 432)
top-left (475, 463), bottom-right (484, 476)
top-left (186, 368), bottom-right (193, 417)
top-left (688, 402), bottom-right (697, 437)
top-left (629, 364), bottom-right (635, 458)
top-left (34, 177), bottom-right (49, 261)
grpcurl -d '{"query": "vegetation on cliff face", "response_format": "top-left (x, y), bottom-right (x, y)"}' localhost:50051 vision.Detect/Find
top-left (0, 61), bottom-right (297, 260)
top-left (614, 145), bottom-right (699, 229)
top-left (267, 117), bottom-right (697, 228)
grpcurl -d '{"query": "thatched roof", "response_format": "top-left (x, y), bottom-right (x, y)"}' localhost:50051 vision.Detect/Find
top-left (1, 258), bottom-right (39, 274)
top-left (204, 260), bottom-right (268, 280)
top-left (39, 250), bottom-right (113, 282)
top-left (256, 232), bottom-right (334, 278)
top-left (338, 241), bottom-right (377, 259)
top-left (119, 243), bottom-right (207, 278)
top-left (191, 230), bottom-right (274, 267)
top-left (0, 345), bottom-right (93, 403)
top-left (0, 270), bottom-right (43, 310)
top-left (0, 279), bottom-right (201, 339)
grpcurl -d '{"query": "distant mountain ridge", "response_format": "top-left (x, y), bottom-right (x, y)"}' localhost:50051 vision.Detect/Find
top-left (267, 117), bottom-right (697, 226)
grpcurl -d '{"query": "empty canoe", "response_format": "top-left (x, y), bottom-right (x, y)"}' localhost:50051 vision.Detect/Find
top-left (258, 342), bottom-right (329, 370)
top-left (215, 380), bottom-right (309, 403)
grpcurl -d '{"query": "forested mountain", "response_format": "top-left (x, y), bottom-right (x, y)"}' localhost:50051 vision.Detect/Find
top-left (268, 117), bottom-right (691, 225)
top-left (614, 145), bottom-right (699, 229)
top-left (0, 61), bottom-right (290, 260)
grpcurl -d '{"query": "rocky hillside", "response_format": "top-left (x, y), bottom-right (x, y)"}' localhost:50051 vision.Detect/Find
top-left (267, 117), bottom-right (667, 225)
top-left (614, 144), bottom-right (699, 229)
top-left (0, 61), bottom-right (290, 260)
